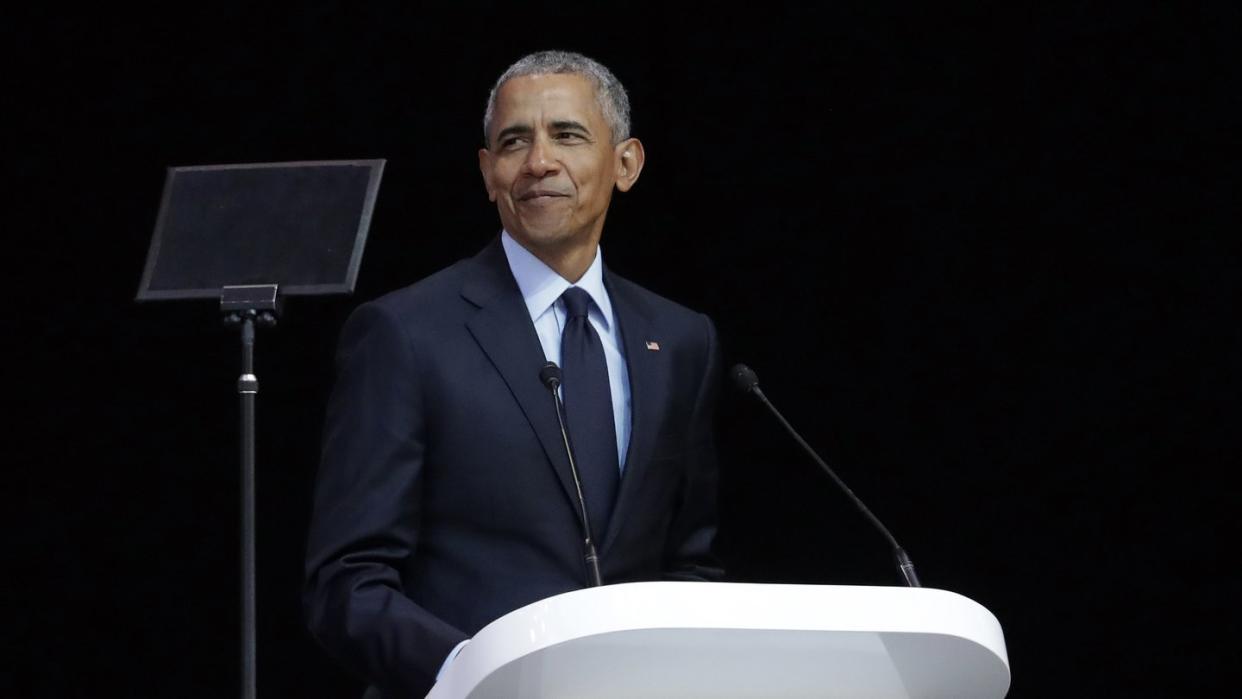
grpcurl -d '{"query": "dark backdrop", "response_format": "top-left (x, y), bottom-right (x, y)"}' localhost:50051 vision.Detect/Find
top-left (8, 3), bottom-right (1237, 697)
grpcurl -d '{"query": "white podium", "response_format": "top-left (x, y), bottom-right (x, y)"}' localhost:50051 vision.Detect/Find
top-left (428, 581), bottom-right (1009, 698)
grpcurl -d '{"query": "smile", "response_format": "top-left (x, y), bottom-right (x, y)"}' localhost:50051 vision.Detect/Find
top-left (518, 191), bottom-right (570, 201)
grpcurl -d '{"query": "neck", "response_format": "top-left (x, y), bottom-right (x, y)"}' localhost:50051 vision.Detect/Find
top-left (507, 227), bottom-right (603, 283)
top-left (533, 243), bottom-right (597, 283)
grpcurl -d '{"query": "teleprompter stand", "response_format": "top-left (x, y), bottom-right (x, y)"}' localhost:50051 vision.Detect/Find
top-left (136, 160), bottom-right (385, 698)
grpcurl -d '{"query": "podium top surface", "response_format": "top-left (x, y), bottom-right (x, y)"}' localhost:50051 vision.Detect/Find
top-left (430, 581), bottom-right (1010, 699)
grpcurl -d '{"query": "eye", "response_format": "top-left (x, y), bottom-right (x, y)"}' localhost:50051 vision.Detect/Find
top-left (556, 131), bottom-right (586, 142)
top-left (500, 136), bottom-right (528, 150)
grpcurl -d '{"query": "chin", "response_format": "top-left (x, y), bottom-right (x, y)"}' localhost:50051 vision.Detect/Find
top-left (513, 224), bottom-right (577, 247)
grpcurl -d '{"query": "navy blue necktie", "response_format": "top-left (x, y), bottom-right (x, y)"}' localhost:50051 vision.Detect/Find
top-left (559, 287), bottom-right (620, 540)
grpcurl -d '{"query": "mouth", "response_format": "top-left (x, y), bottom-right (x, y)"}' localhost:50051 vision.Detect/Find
top-left (518, 190), bottom-right (570, 202)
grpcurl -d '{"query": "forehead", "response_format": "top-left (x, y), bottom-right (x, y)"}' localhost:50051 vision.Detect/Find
top-left (491, 73), bottom-right (605, 129)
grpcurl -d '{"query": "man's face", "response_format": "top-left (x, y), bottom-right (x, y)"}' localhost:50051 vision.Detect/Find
top-left (479, 73), bottom-right (637, 255)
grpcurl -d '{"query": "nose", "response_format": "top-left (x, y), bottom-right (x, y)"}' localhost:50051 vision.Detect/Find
top-left (523, 136), bottom-right (559, 177)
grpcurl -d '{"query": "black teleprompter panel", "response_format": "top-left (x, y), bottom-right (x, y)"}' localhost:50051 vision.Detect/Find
top-left (137, 159), bottom-right (384, 300)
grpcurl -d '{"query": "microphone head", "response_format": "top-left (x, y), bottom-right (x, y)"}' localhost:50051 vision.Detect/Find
top-left (730, 364), bottom-right (760, 394)
top-left (539, 361), bottom-right (563, 390)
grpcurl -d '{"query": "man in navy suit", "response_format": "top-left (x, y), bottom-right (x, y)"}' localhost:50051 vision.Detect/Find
top-left (304, 50), bottom-right (723, 697)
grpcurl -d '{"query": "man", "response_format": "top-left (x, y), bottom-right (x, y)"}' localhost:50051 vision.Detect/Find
top-left (304, 50), bottom-right (723, 697)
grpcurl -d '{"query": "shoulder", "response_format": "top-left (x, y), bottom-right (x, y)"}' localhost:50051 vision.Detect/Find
top-left (355, 237), bottom-right (513, 324)
top-left (607, 272), bottom-right (716, 333)
top-left (333, 255), bottom-right (483, 358)
top-left (367, 259), bottom-right (470, 317)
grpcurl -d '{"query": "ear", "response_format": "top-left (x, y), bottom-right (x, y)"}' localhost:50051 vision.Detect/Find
top-left (613, 137), bottom-right (645, 193)
top-left (478, 147), bottom-right (497, 202)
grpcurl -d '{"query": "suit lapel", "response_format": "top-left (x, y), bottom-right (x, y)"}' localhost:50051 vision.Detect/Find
top-left (461, 240), bottom-right (584, 523)
top-left (600, 272), bottom-right (670, 554)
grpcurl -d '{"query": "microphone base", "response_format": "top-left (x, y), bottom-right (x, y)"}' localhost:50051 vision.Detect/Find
top-left (585, 542), bottom-right (603, 587)
top-left (895, 548), bottom-right (921, 587)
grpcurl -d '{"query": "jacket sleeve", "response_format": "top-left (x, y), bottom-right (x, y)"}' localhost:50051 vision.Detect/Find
top-left (303, 302), bottom-right (468, 697)
top-left (662, 312), bottom-right (726, 582)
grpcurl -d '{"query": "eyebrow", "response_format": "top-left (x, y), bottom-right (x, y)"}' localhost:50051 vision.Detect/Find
top-left (549, 120), bottom-right (591, 135)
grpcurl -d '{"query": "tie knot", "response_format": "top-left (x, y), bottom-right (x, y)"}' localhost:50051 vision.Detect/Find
top-left (562, 287), bottom-right (592, 320)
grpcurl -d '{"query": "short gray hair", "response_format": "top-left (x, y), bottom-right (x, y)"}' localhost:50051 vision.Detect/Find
top-left (482, 50), bottom-right (631, 147)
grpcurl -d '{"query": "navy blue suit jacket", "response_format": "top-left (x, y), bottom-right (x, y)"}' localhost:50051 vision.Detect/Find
top-left (304, 238), bottom-right (723, 697)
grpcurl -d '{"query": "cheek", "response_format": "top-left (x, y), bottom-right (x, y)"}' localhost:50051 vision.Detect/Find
top-left (580, 174), bottom-right (613, 209)
top-left (489, 165), bottom-right (518, 195)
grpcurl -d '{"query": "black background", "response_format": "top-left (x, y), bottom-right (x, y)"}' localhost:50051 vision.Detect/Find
top-left (7, 3), bottom-right (1237, 697)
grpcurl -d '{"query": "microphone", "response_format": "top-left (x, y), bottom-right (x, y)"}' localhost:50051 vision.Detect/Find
top-left (539, 361), bottom-right (604, 587)
top-left (731, 364), bottom-right (921, 587)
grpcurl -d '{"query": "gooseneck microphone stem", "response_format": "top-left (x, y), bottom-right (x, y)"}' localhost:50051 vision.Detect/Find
top-left (732, 364), bottom-right (921, 587)
top-left (539, 362), bottom-right (603, 587)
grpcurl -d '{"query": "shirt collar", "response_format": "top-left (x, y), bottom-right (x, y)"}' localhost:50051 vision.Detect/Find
top-left (501, 230), bottom-right (614, 331)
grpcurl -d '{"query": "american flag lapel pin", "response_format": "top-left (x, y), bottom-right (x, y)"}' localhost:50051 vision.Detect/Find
top-left (645, 340), bottom-right (661, 351)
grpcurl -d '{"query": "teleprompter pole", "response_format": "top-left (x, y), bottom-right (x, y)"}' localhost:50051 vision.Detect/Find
top-left (222, 285), bottom-right (280, 699)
